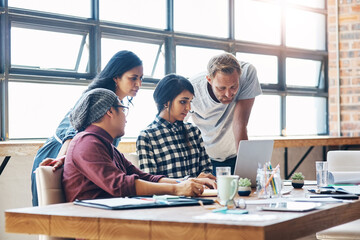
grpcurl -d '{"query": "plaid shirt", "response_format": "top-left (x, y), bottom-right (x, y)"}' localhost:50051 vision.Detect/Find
top-left (136, 116), bottom-right (212, 178)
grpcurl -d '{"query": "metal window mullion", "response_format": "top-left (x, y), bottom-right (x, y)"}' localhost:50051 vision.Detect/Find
top-left (0, 0), bottom-right (9, 141)
top-left (90, 0), bottom-right (100, 76)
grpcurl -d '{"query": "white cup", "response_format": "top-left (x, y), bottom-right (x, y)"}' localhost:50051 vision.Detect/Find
top-left (316, 161), bottom-right (328, 187)
top-left (217, 175), bottom-right (239, 205)
top-left (216, 166), bottom-right (231, 176)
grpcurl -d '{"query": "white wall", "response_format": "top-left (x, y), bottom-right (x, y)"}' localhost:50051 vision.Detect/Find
top-left (1, 155), bottom-right (37, 240)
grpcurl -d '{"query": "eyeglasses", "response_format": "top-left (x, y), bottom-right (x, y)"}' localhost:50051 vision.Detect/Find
top-left (114, 105), bottom-right (129, 116)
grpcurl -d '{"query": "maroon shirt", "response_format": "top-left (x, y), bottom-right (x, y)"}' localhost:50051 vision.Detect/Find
top-left (63, 125), bottom-right (164, 202)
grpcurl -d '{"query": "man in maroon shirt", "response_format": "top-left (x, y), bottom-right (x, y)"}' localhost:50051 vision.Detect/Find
top-left (63, 88), bottom-right (215, 202)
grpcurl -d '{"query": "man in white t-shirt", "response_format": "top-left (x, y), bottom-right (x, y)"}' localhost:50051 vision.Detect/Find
top-left (188, 53), bottom-right (262, 175)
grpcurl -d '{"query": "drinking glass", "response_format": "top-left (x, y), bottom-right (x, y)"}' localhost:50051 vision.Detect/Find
top-left (216, 166), bottom-right (231, 177)
top-left (316, 161), bottom-right (328, 187)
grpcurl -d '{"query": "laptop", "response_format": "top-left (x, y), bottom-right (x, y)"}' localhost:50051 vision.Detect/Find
top-left (234, 140), bottom-right (274, 187)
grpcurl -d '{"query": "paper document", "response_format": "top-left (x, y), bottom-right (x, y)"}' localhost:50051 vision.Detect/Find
top-left (328, 172), bottom-right (360, 184)
top-left (201, 189), bottom-right (217, 197)
top-left (80, 197), bottom-right (152, 207)
top-left (291, 197), bottom-right (344, 203)
top-left (332, 185), bottom-right (360, 195)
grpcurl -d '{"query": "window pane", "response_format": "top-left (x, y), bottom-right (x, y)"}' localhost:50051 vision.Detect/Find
top-left (11, 27), bottom-right (89, 73)
top-left (8, 82), bottom-right (86, 139)
top-left (236, 53), bottom-right (278, 84)
top-left (176, 46), bottom-right (224, 78)
top-left (286, 58), bottom-right (321, 87)
top-left (100, 0), bottom-right (166, 29)
top-left (248, 95), bottom-right (281, 136)
top-left (174, 0), bottom-right (228, 37)
top-left (235, 0), bottom-right (281, 45)
top-left (286, 96), bottom-right (327, 135)
top-left (101, 38), bottom-right (165, 79)
top-left (123, 89), bottom-right (157, 139)
top-left (287, 0), bottom-right (325, 9)
top-left (8, 0), bottom-right (90, 18)
top-left (286, 9), bottom-right (326, 50)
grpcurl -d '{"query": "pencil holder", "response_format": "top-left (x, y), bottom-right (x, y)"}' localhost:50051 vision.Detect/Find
top-left (256, 167), bottom-right (282, 198)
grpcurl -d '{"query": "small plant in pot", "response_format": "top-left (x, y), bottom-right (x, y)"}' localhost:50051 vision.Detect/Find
top-left (291, 172), bottom-right (305, 188)
top-left (238, 178), bottom-right (252, 196)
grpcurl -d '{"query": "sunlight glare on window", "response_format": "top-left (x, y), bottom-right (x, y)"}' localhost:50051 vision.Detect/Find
top-left (247, 95), bottom-right (281, 136)
top-left (286, 96), bottom-right (327, 135)
top-left (8, 82), bottom-right (87, 139)
top-left (174, 0), bottom-right (228, 37)
top-left (176, 46), bottom-right (224, 78)
top-left (286, 9), bottom-right (325, 50)
top-left (100, 0), bottom-right (166, 29)
top-left (123, 89), bottom-right (157, 139)
top-left (101, 38), bottom-right (164, 79)
top-left (8, 0), bottom-right (90, 17)
top-left (286, 58), bottom-right (321, 87)
top-left (11, 27), bottom-right (88, 72)
top-left (287, 0), bottom-right (325, 9)
top-left (235, 0), bottom-right (281, 45)
top-left (236, 53), bottom-right (278, 84)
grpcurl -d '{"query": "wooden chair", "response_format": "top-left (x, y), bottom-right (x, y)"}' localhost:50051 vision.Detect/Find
top-left (316, 150), bottom-right (360, 240)
top-left (35, 166), bottom-right (68, 240)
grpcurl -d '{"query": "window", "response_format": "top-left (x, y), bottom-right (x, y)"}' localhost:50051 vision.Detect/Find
top-left (123, 89), bottom-right (157, 139)
top-left (286, 96), bottom-right (327, 135)
top-left (8, 82), bottom-right (86, 139)
top-left (0, 1), bottom-right (327, 140)
top-left (176, 46), bottom-right (224, 78)
top-left (100, 0), bottom-right (166, 29)
top-left (247, 95), bottom-right (281, 136)
top-left (236, 53), bottom-right (278, 85)
top-left (101, 38), bottom-right (165, 79)
top-left (11, 27), bottom-right (89, 73)
top-left (8, 0), bottom-right (90, 17)
top-left (174, 0), bottom-right (228, 37)
top-left (286, 9), bottom-right (326, 50)
top-left (286, 58), bottom-right (322, 87)
top-left (235, 0), bottom-right (281, 45)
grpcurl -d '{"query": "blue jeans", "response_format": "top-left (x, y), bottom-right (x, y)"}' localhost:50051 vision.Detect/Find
top-left (211, 157), bottom-right (236, 176)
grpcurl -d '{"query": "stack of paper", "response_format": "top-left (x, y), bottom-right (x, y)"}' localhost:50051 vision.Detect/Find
top-left (328, 171), bottom-right (360, 184)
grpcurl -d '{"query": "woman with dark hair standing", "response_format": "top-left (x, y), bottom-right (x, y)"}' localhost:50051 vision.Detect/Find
top-left (136, 74), bottom-right (215, 179)
top-left (31, 50), bottom-right (143, 206)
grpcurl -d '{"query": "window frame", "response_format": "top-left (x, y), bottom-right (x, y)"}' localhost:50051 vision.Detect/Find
top-left (0, 0), bottom-right (328, 140)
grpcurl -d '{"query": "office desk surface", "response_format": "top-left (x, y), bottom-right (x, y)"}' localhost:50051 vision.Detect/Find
top-left (5, 188), bottom-right (360, 240)
top-left (272, 136), bottom-right (360, 148)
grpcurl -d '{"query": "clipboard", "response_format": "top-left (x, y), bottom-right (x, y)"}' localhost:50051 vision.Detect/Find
top-left (73, 196), bottom-right (214, 210)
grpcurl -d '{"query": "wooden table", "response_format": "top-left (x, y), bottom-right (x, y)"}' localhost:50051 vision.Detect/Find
top-left (5, 187), bottom-right (360, 240)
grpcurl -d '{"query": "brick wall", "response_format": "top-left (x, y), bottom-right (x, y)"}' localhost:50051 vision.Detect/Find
top-left (328, 0), bottom-right (360, 136)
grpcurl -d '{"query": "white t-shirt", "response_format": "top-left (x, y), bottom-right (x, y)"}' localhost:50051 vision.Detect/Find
top-left (189, 61), bottom-right (262, 162)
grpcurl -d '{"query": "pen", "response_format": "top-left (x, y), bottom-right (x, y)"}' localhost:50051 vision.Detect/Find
top-left (176, 175), bottom-right (190, 183)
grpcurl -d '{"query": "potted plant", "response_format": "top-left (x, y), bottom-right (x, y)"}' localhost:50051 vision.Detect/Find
top-left (238, 178), bottom-right (252, 196)
top-left (291, 172), bottom-right (305, 188)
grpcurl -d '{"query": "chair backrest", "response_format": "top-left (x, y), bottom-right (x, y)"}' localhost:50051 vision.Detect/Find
top-left (327, 150), bottom-right (360, 172)
top-left (35, 166), bottom-right (65, 206)
top-left (123, 152), bottom-right (139, 168)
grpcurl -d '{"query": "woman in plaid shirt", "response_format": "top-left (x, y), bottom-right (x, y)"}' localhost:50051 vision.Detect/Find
top-left (136, 74), bottom-right (215, 179)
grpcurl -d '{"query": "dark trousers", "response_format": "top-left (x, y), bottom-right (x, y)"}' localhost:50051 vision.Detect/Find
top-left (211, 157), bottom-right (237, 176)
